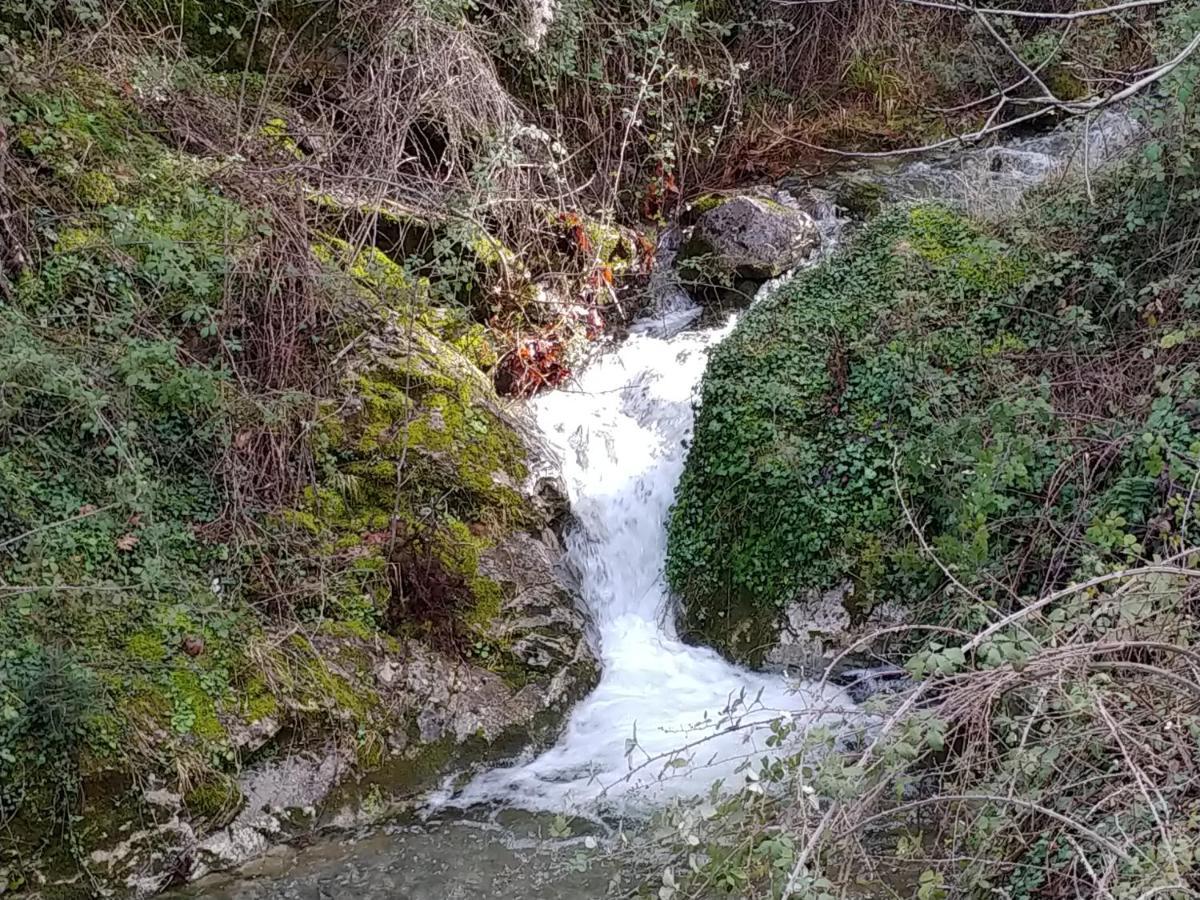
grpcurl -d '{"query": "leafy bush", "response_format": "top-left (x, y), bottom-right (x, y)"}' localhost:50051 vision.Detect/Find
top-left (667, 206), bottom-right (1036, 659)
top-left (657, 29), bottom-right (1200, 894)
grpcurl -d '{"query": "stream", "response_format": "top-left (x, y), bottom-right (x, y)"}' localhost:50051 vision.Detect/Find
top-left (182, 110), bottom-right (1140, 899)
top-left (184, 217), bottom-right (852, 899)
top-left (443, 291), bottom-right (857, 812)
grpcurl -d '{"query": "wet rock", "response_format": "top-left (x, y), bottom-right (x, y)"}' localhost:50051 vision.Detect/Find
top-left (765, 581), bottom-right (909, 679)
top-left (374, 527), bottom-right (593, 748)
top-left (528, 473), bottom-right (570, 526)
top-left (682, 192), bottom-right (821, 285)
top-left (226, 715), bottom-right (281, 753)
top-left (480, 528), bottom-right (594, 676)
top-left (191, 750), bottom-right (350, 881)
top-left (84, 783), bottom-right (197, 898)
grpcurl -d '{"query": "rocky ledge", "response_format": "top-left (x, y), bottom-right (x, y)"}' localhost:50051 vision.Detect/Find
top-left (67, 315), bottom-right (598, 897)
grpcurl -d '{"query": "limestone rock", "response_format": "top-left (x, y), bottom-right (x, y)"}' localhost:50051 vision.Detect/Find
top-left (765, 581), bottom-right (909, 680)
top-left (684, 192), bottom-right (821, 283)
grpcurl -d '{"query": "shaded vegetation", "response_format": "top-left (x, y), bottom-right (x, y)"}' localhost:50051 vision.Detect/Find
top-left (670, 147), bottom-right (1200, 662)
top-left (0, 0), bottom-right (1194, 895)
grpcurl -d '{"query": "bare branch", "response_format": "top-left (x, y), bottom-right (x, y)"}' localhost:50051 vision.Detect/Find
top-left (897, 0), bottom-right (1172, 21)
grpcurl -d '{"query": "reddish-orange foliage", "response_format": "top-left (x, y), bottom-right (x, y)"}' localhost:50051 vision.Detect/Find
top-left (496, 332), bottom-right (573, 397)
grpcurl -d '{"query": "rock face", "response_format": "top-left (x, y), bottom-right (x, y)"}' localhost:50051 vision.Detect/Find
top-left (684, 192), bottom-right (821, 283)
top-left (764, 582), bottom-right (909, 680)
top-left (72, 315), bottom-right (597, 897)
top-left (291, 313), bottom-right (598, 770)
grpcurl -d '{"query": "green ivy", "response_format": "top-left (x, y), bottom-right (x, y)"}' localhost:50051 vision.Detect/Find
top-left (668, 194), bottom-right (1200, 662)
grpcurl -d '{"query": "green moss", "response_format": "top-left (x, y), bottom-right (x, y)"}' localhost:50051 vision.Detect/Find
top-left (314, 235), bottom-right (420, 303)
top-left (240, 674), bottom-right (279, 724)
top-left (260, 116), bottom-right (304, 159)
top-left (168, 670), bottom-right (226, 742)
top-left (319, 619), bottom-right (376, 643)
top-left (285, 634), bottom-right (381, 743)
top-left (420, 308), bottom-right (499, 370)
top-left (904, 205), bottom-right (1026, 291)
top-left (690, 194), bottom-right (726, 215)
top-left (322, 324), bottom-right (528, 521)
top-left (52, 225), bottom-right (105, 253)
top-left (1047, 68), bottom-right (1087, 101)
top-left (583, 218), bottom-right (634, 273)
top-left (75, 170), bottom-right (119, 206)
top-left (128, 679), bottom-right (172, 721)
top-left (280, 318), bottom-right (534, 648)
top-left (437, 519), bottom-right (505, 628)
top-left (467, 226), bottom-right (519, 270)
top-left (184, 775), bottom-right (243, 826)
top-left (126, 633), bottom-right (166, 663)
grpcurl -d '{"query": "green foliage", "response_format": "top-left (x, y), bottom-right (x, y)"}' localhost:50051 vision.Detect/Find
top-left (656, 27), bottom-right (1200, 897)
top-left (670, 148), bottom-right (1200, 660)
top-left (667, 206), bottom-right (1037, 660)
top-left (0, 644), bottom-right (98, 814)
top-left (0, 72), bottom-right (274, 853)
top-left (0, 53), bottom-right (557, 880)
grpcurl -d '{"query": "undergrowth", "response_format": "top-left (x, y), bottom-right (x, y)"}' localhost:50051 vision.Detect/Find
top-left (669, 112), bottom-right (1200, 664)
top-left (0, 0), bottom-right (1193, 894)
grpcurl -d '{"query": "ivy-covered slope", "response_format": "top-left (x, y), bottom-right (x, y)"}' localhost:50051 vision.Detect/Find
top-left (667, 201), bottom-right (1200, 664)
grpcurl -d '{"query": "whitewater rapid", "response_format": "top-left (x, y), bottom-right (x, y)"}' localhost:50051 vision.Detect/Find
top-left (449, 303), bottom-right (856, 812)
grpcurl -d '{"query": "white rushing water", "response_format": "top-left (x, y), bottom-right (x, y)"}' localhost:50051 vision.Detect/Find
top-left (186, 113), bottom-right (1157, 900)
top-left (450, 266), bottom-right (856, 813)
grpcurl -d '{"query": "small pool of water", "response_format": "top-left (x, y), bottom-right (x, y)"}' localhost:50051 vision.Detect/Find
top-left (178, 816), bottom-right (619, 900)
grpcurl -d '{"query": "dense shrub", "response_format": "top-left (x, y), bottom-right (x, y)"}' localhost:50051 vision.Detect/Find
top-left (647, 17), bottom-right (1200, 897)
top-left (668, 206), bottom-right (1031, 659)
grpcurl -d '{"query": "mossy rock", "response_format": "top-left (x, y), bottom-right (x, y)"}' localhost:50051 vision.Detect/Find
top-left (666, 205), bottom-right (1033, 664)
top-left (582, 217), bottom-right (638, 275)
top-left (291, 320), bottom-right (532, 629)
top-left (832, 176), bottom-right (886, 218)
top-left (184, 775), bottom-right (244, 828)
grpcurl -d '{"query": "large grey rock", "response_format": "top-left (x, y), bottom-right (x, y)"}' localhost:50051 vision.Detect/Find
top-left (685, 193), bottom-right (820, 281)
top-left (764, 581), bottom-right (909, 680)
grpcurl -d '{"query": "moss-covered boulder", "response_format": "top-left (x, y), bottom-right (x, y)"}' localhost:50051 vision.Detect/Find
top-left (669, 198), bottom-right (1200, 667)
top-left (290, 313), bottom-right (596, 759)
top-left (666, 205), bottom-right (1031, 664)
top-left (0, 61), bottom-right (594, 894)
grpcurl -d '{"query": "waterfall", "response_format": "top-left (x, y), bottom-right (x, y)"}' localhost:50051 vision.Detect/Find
top-left (448, 228), bottom-right (857, 813)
